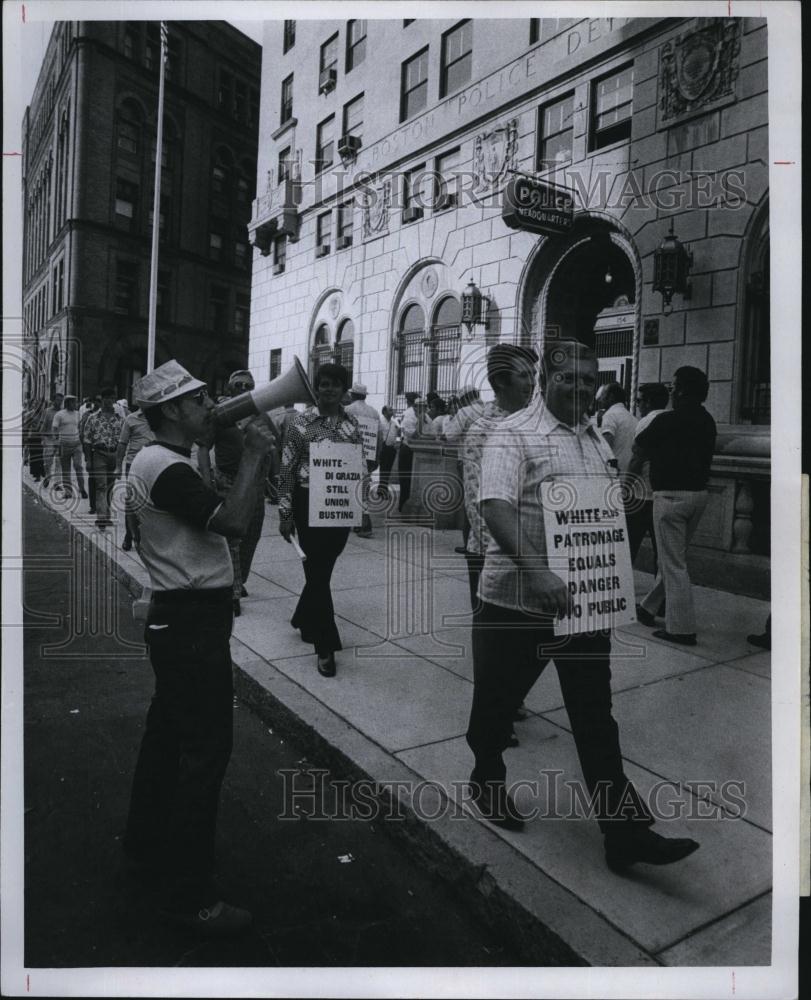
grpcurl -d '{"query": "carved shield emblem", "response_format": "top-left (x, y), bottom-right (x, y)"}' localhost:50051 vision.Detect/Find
top-left (362, 179), bottom-right (391, 238)
top-left (473, 119), bottom-right (518, 192)
top-left (675, 31), bottom-right (721, 102)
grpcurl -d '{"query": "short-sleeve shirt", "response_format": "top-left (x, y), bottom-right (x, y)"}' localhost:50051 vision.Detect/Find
top-left (119, 410), bottom-right (155, 466)
top-left (52, 409), bottom-right (81, 447)
top-left (461, 400), bottom-right (507, 556)
top-left (128, 442), bottom-right (231, 591)
top-left (83, 409), bottom-right (124, 450)
top-left (599, 403), bottom-right (638, 473)
top-left (635, 404), bottom-right (717, 492)
top-left (478, 397), bottom-right (620, 613)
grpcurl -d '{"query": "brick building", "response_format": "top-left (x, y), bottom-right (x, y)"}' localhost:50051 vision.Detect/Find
top-left (248, 16), bottom-right (770, 571)
top-left (22, 20), bottom-right (261, 403)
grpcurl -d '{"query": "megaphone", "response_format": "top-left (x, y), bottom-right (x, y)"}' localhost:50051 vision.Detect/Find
top-left (213, 356), bottom-right (317, 428)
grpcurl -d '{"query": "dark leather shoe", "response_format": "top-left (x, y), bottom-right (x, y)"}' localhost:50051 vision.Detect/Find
top-left (232, 599), bottom-right (241, 617)
top-left (122, 536), bottom-right (133, 552)
top-left (747, 631), bottom-right (770, 650)
top-left (454, 546), bottom-right (468, 555)
top-left (317, 653), bottom-right (336, 677)
top-left (635, 604), bottom-right (657, 626)
top-left (240, 586), bottom-right (248, 598)
top-left (605, 828), bottom-right (699, 874)
top-left (653, 629), bottom-right (697, 646)
top-left (468, 772), bottom-right (524, 831)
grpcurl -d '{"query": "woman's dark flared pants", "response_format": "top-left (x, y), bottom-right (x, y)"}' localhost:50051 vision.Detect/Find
top-left (291, 487), bottom-right (350, 655)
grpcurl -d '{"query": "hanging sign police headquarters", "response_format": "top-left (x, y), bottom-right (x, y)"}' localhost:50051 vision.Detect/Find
top-left (501, 175), bottom-right (574, 235)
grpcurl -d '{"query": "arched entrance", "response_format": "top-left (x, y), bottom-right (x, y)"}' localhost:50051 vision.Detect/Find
top-left (736, 197), bottom-right (769, 424)
top-left (519, 216), bottom-right (641, 397)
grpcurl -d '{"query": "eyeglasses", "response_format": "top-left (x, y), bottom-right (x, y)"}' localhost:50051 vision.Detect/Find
top-left (231, 382), bottom-right (253, 391)
top-left (186, 388), bottom-right (210, 405)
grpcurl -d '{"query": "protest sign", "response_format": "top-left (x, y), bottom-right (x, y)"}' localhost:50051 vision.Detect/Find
top-left (541, 477), bottom-right (636, 636)
top-left (308, 441), bottom-right (364, 527)
top-left (355, 414), bottom-right (379, 463)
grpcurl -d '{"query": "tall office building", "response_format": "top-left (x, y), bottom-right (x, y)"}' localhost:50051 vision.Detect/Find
top-left (22, 20), bottom-right (261, 403)
top-left (249, 15), bottom-right (769, 566)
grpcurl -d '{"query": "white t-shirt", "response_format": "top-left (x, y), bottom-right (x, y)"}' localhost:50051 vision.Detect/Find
top-left (51, 409), bottom-right (81, 447)
top-left (599, 403), bottom-right (638, 472)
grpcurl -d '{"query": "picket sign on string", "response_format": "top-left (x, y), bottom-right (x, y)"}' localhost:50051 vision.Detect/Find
top-left (540, 477), bottom-right (637, 637)
top-left (308, 440), bottom-right (364, 527)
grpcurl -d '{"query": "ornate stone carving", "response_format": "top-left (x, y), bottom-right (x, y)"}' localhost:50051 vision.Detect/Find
top-left (659, 20), bottom-right (742, 125)
top-left (362, 179), bottom-right (391, 239)
top-left (472, 119), bottom-right (518, 193)
top-left (731, 481), bottom-right (754, 553)
top-left (421, 268), bottom-right (438, 299)
top-left (329, 295), bottom-right (341, 319)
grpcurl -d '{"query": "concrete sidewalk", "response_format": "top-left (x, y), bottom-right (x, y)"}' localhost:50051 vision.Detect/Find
top-left (24, 473), bottom-right (773, 967)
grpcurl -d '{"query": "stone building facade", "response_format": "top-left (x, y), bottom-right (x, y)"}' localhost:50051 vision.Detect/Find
top-left (249, 16), bottom-right (770, 571)
top-left (22, 20), bottom-right (260, 403)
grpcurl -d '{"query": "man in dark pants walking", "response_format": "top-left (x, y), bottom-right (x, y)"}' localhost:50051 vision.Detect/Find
top-left (467, 339), bottom-right (699, 875)
top-left (122, 360), bottom-right (275, 935)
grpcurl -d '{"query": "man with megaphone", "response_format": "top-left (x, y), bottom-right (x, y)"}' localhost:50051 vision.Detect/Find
top-left (198, 369), bottom-right (276, 615)
top-left (123, 359), bottom-right (276, 936)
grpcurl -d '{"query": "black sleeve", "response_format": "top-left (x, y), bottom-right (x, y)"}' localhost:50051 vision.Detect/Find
top-left (636, 410), bottom-right (671, 450)
top-left (150, 462), bottom-right (222, 529)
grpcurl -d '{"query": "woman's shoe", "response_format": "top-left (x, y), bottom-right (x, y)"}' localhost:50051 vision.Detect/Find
top-left (317, 653), bottom-right (336, 677)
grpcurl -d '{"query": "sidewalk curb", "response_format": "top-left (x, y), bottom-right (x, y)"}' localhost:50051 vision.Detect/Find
top-left (25, 482), bottom-right (657, 967)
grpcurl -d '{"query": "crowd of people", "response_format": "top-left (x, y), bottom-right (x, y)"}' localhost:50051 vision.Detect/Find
top-left (22, 346), bottom-right (748, 937)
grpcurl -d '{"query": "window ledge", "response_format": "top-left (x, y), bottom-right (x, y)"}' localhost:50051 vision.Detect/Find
top-left (272, 117), bottom-right (298, 141)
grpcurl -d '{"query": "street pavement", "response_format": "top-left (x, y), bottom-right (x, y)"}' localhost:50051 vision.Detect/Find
top-left (22, 472), bottom-right (774, 967)
top-left (21, 494), bottom-right (525, 968)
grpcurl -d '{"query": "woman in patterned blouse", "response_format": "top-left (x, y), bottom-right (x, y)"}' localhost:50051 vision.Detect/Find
top-left (278, 364), bottom-right (362, 677)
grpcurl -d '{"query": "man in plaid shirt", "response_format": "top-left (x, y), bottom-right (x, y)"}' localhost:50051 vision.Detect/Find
top-left (467, 338), bottom-right (700, 875)
top-left (82, 386), bottom-right (124, 529)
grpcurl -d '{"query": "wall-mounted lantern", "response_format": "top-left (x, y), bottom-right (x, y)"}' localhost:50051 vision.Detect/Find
top-left (461, 279), bottom-right (490, 333)
top-left (653, 221), bottom-right (693, 314)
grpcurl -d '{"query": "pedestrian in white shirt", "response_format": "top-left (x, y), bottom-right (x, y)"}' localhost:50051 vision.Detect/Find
top-left (626, 382), bottom-right (670, 565)
top-left (595, 382), bottom-right (637, 473)
top-left (344, 382), bottom-right (382, 538)
top-left (53, 395), bottom-right (87, 498)
top-left (378, 406), bottom-right (400, 499)
top-left (398, 392), bottom-right (430, 513)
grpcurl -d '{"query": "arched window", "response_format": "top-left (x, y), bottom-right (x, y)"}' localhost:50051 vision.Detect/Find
top-left (428, 296), bottom-right (462, 399)
top-left (310, 323), bottom-right (333, 380)
top-left (396, 303), bottom-right (426, 405)
top-left (117, 99), bottom-right (142, 158)
top-left (739, 218), bottom-right (769, 424)
top-left (336, 319), bottom-right (354, 382)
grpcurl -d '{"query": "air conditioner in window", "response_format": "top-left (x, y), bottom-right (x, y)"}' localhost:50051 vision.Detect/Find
top-left (337, 134), bottom-right (362, 158)
top-left (434, 176), bottom-right (458, 211)
top-left (318, 67), bottom-right (337, 94)
top-left (336, 235), bottom-right (353, 250)
top-left (315, 244), bottom-right (330, 258)
top-left (273, 262), bottom-right (285, 274)
top-left (402, 205), bottom-right (423, 224)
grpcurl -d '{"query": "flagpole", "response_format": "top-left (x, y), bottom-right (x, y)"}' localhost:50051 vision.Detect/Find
top-left (147, 22), bottom-right (168, 374)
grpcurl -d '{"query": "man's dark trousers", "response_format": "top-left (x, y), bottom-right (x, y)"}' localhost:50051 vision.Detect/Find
top-left (124, 591), bottom-right (234, 907)
top-left (397, 443), bottom-right (414, 510)
top-left (467, 601), bottom-right (651, 832)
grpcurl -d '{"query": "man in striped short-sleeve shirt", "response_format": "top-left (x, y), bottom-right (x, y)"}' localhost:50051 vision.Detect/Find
top-left (467, 339), bottom-right (700, 875)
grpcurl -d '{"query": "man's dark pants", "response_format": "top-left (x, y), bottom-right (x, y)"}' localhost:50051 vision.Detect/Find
top-left (291, 487), bottom-right (350, 655)
top-left (379, 444), bottom-right (397, 494)
top-left (397, 443), bottom-right (414, 510)
top-left (124, 590), bottom-right (234, 907)
top-left (467, 601), bottom-right (651, 834)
